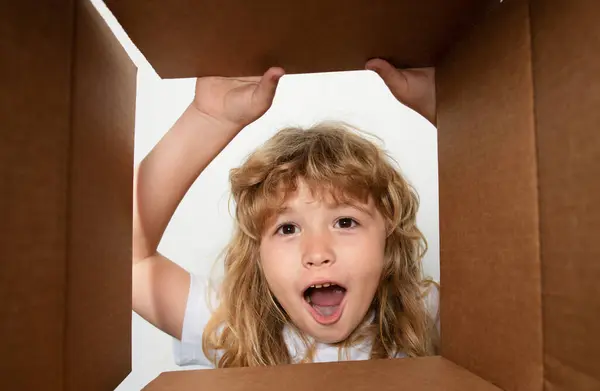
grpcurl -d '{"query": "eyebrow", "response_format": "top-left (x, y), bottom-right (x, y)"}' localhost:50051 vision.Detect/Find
top-left (339, 202), bottom-right (375, 217)
top-left (273, 206), bottom-right (291, 215)
top-left (274, 202), bottom-right (375, 217)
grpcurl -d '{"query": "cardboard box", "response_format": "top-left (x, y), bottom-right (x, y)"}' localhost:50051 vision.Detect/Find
top-left (1, 0), bottom-right (598, 390)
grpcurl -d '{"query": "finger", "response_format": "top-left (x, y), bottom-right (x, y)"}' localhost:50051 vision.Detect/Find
top-left (365, 58), bottom-right (409, 97)
top-left (365, 58), bottom-right (396, 75)
top-left (253, 67), bottom-right (285, 107)
top-left (228, 76), bottom-right (262, 82)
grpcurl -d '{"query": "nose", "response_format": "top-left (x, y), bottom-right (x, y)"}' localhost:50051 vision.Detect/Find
top-left (301, 231), bottom-right (336, 268)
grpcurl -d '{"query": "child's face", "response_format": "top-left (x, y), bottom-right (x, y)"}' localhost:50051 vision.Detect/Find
top-left (259, 181), bottom-right (387, 344)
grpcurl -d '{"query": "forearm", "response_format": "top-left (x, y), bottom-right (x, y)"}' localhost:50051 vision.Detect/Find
top-left (133, 103), bottom-right (241, 262)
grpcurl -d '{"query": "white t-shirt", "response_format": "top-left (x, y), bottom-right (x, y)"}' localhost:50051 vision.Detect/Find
top-left (173, 273), bottom-right (440, 368)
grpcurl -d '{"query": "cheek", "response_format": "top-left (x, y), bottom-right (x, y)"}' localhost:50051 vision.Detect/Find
top-left (259, 240), bottom-right (298, 294)
top-left (339, 232), bottom-right (386, 281)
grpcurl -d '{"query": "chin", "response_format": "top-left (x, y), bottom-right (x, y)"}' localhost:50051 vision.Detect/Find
top-left (309, 326), bottom-right (353, 344)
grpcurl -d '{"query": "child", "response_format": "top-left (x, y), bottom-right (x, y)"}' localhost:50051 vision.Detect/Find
top-left (132, 59), bottom-right (438, 368)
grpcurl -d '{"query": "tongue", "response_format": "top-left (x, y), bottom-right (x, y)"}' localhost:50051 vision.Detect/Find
top-left (309, 286), bottom-right (345, 306)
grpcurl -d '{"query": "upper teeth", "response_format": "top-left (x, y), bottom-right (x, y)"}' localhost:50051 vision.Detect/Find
top-left (311, 283), bottom-right (332, 288)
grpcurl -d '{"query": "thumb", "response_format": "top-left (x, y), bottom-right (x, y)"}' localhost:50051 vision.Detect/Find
top-left (365, 58), bottom-right (409, 101)
top-left (253, 67), bottom-right (285, 108)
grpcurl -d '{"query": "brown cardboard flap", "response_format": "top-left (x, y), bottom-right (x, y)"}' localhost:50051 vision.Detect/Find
top-left (0, 2), bottom-right (74, 390)
top-left (0, 0), bottom-right (73, 390)
top-left (0, 0), bottom-right (136, 390)
top-left (143, 357), bottom-right (500, 391)
top-left (104, 0), bottom-right (498, 78)
top-left (437, 1), bottom-right (543, 390)
top-left (530, 0), bottom-right (600, 390)
top-left (65, 0), bottom-right (137, 390)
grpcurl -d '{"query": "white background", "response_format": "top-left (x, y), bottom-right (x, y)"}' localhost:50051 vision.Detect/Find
top-left (92, 2), bottom-right (440, 390)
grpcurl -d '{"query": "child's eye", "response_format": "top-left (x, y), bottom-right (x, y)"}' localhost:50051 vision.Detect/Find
top-left (276, 223), bottom-right (299, 236)
top-left (334, 217), bottom-right (359, 229)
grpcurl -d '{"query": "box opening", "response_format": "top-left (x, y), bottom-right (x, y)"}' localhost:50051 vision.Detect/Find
top-left (2, 1), bottom-right (599, 390)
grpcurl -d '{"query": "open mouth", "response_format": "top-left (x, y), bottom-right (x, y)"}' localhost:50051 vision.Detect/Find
top-left (302, 282), bottom-right (347, 325)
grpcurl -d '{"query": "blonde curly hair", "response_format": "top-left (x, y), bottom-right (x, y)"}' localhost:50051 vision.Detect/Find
top-left (203, 122), bottom-right (438, 367)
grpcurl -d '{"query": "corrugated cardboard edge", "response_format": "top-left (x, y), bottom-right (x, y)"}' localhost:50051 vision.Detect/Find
top-left (65, 0), bottom-right (137, 390)
top-left (529, 0), bottom-right (600, 390)
top-left (143, 357), bottom-right (501, 391)
top-left (437, 1), bottom-right (543, 390)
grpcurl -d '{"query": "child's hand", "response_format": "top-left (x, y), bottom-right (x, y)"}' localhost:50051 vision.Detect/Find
top-left (191, 67), bottom-right (286, 131)
top-left (366, 59), bottom-right (436, 126)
